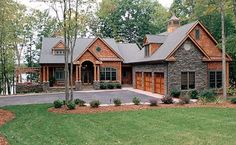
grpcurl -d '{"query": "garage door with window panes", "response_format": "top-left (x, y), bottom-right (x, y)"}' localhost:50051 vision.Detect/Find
top-left (135, 72), bottom-right (142, 89)
top-left (100, 67), bottom-right (117, 81)
top-left (154, 73), bottom-right (165, 95)
top-left (209, 71), bottom-right (222, 88)
top-left (144, 72), bottom-right (152, 92)
top-left (181, 72), bottom-right (195, 90)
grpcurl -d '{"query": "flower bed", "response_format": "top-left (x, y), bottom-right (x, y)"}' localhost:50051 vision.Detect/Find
top-left (0, 109), bottom-right (14, 145)
top-left (48, 102), bottom-right (236, 115)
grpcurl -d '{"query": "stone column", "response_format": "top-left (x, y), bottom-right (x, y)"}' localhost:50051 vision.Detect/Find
top-left (75, 64), bottom-right (82, 91)
top-left (42, 66), bottom-right (49, 92)
top-left (93, 64), bottom-right (100, 90)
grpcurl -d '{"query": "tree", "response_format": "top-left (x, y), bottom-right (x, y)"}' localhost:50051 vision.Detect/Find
top-left (38, 0), bottom-right (94, 101)
top-left (96, 0), bottom-right (169, 44)
top-left (220, 0), bottom-right (227, 99)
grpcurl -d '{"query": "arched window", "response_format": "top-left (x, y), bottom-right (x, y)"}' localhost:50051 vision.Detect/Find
top-left (100, 67), bottom-right (117, 81)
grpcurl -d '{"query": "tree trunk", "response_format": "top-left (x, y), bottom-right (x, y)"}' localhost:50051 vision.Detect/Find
top-left (221, 0), bottom-right (227, 99)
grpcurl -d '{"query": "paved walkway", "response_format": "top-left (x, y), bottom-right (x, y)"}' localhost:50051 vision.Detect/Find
top-left (0, 88), bottom-right (163, 107)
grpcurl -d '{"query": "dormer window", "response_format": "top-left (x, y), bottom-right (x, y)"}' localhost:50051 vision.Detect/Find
top-left (54, 50), bottom-right (64, 55)
top-left (52, 41), bottom-right (65, 55)
top-left (144, 45), bottom-right (150, 57)
top-left (195, 28), bottom-right (200, 40)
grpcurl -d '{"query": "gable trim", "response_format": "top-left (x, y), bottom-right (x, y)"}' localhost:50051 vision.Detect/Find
top-left (166, 35), bottom-right (211, 61)
top-left (74, 37), bottom-right (123, 62)
top-left (52, 40), bottom-right (65, 49)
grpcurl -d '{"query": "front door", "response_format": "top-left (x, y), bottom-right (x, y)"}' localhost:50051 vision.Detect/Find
top-left (81, 61), bottom-right (94, 85)
top-left (82, 71), bottom-right (92, 84)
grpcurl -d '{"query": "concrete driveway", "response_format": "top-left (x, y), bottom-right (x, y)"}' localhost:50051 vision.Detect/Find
top-left (0, 89), bottom-right (159, 107)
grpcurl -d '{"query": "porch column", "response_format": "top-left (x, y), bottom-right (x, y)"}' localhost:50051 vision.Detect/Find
top-left (97, 65), bottom-right (100, 82)
top-left (94, 64), bottom-right (97, 81)
top-left (78, 65), bottom-right (81, 81)
top-left (76, 65), bottom-right (78, 82)
top-left (46, 66), bottom-right (49, 82)
top-left (43, 66), bottom-right (46, 82)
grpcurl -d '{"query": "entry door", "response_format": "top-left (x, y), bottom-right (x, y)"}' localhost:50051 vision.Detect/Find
top-left (144, 72), bottom-right (152, 92)
top-left (154, 73), bottom-right (164, 95)
top-left (82, 71), bottom-right (92, 84)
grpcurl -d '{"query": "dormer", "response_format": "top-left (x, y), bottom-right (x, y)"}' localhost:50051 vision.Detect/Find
top-left (167, 14), bottom-right (180, 33)
top-left (143, 34), bottom-right (166, 57)
top-left (52, 41), bottom-right (65, 55)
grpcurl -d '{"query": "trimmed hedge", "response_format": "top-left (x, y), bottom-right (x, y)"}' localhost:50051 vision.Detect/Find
top-left (16, 83), bottom-right (43, 94)
top-left (100, 82), bottom-right (122, 89)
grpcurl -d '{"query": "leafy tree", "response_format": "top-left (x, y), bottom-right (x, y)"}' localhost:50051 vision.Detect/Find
top-left (96, 0), bottom-right (169, 44)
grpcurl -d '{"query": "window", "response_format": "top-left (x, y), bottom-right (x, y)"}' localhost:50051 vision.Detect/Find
top-left (54, 50), bottom-right (64, 55)
top-left (209, 71), bottom-right (222, 88)
top-left (181, 72), bottom-right (195, 90)
top-left (100, 67), bottom-right (117, 81)
top-left (144, 45), bottom-right (150, 57)
top-left (195, 29), bottom-right (200, 40)
top-left (55, 68), bottom-right (64, 80)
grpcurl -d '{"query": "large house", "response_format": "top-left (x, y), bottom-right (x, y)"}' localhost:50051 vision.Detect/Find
top-left (39, 15), bottom-right (232, 95)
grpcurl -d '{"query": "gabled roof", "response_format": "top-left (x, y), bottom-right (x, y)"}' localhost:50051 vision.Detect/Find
top-left (127, 21), bottom-right (198, 63)
top-left (39, 37), bottom-right (137, 64)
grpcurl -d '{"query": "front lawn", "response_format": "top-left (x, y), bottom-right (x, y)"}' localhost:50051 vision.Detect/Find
top-left (1, 104), bottom-right (236, 145)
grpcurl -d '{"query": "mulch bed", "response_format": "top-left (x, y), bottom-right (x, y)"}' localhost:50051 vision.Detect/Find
top-left (48, 102), bottom-right (236, 114)
top-left (0, 109), bottom-right (14, 145)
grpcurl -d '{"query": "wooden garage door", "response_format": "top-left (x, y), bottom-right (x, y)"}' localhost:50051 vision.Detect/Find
top-left (135, 72), bottom-right (142, 89)
top-left (144, 72), bottom-right (152, 92)
top-left (154, 73), bottom-right (165, 95)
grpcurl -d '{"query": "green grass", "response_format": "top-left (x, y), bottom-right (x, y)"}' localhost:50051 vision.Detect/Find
top-left (1, 104), bottom-right (236, 145)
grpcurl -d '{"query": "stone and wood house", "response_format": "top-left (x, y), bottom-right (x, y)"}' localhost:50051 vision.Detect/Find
top-left (39, 15), bottom-right (232, 95)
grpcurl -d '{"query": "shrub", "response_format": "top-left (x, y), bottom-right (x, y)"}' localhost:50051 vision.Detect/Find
top-left (113, 98), bottom-right (122, 106)
top-left (107, 83), bottom-right (115, 89)
top-left (161, 96), bottom-right (173, 104)
top-left (90, 100), bottom-right (100, 108)
top-left (189, 90), bottom-right (198, 99)
top-left (116, 83), bottom-right (122, 89)
top-left (100, 83), bottom-right (107, 89)
top-left (74, 99), bottom-right (86, 106)
top-left (53, 99), bottom-right (64, 108)
top-left (228, 87), bottom-right (235, 96)
top-left (170, 88), bottom-right (181, 98)
top-left (179, 96), bottom-right (190, 105)
top-left (132, 97), bottom-right (141, 105)
top-left (230, 98), bottom-right (236, 104)
top-left (149, 99), bottom-right (158, 106)
top-left (197, 89), bottom-right (216, 103)
top-left (67, 101), bottom-right (76, 110)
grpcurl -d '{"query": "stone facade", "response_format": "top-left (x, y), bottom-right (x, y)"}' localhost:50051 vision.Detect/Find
top-left (133, 39), bottom-right (208, 95)
top-left (167, 40), bottom-right (208, 94)
top-left (16, 83), bottom-right (44, 94)
top-left (42, 82), bottom-right (49, 92)
top-left (75, 81), bottom-right (82, 91)
top-left (93, 81), bottom-right (100, 90)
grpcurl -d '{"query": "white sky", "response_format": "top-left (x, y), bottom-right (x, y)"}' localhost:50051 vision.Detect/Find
top-left (18, 0), bottom-right (174, 10)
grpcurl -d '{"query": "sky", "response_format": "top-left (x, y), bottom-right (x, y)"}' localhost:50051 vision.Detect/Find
top-left (18, 0), bottom-right (174, 10)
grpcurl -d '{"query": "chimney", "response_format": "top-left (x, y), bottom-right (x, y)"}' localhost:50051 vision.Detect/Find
top-left (167, 14), bottom-right (180, 33)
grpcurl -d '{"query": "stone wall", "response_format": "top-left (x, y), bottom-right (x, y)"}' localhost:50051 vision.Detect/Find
top-left (167, 40), bottom-right (208, 94)
top-left (16, 83), bottom-right (44, 94)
